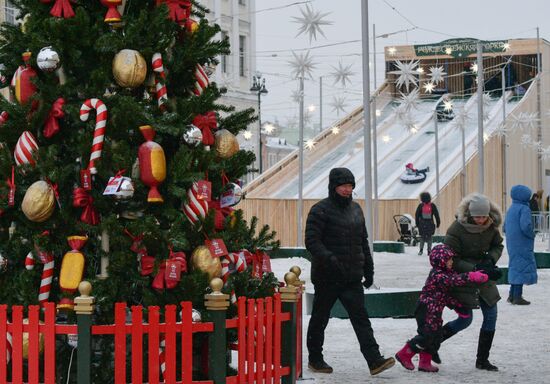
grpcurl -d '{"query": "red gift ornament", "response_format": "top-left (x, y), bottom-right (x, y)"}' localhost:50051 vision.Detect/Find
top-left (40, 0), bottom-right (76, 18)
top-left (11, 52), bottom-right (37, 106)
top-left (100, 0), bottom-right (122, 24)
top-left (209, 199), bottom-right (233, 231)
top-left (139, 125), bottom-right (166, 203)
top-left (6, 166), bottom-right (15, 207)
top-left (251, 250), bottom-right (272, 278)
top-left (192, 112), bottom-right (217, 146)
top-left (43, 97), bottom-right (65, 138)
top-left (72, 187), bottom-right (100, 225)
top-left (141, 247), bottom-right (187, 290)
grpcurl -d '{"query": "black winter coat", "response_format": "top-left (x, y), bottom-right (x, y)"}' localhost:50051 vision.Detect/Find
top-left (415, 202), bottom-right (441, 238)
top-left (305, 169), bottom-right (373, 284)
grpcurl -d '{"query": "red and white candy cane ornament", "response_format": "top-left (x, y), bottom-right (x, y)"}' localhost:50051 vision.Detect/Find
top-left (193, 64), bottom-right (209, 96)
top-left (14, 131), bottom-right (38, 167)
top-left (25, 247), bottom-right (55, 305)
top-left (80, 98), bottom-right (108, 174)
top-left (221, 251), bottom-right (247, 283)
top-left (152, 53), bottom-right (168, 110)
top-left (159, 334), bottom-right (166, 381)
top-left (182, 183), bottom-right (208, 224)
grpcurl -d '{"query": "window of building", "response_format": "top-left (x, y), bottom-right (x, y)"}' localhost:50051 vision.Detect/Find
top-left (5, 1), bottom-right (19, 25)
top-left (239, 35), bottom-right (246, 77)
top-left (238, 0), bottom-right (246, 5)
top-left (221, 31), bottom-right (228, 73)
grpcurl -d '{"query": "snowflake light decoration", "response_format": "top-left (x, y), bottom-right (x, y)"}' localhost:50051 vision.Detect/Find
top-left (289, 50), bottom-right (317, 79)
top-left (453, 107), bottom-right (470, 132)
top-left (263, 123), bottom-right (275, 134)
top-left (510, 112), bottom-right (539, 132)
top-left (399, 88), bottom-right (420, 111)
top-left (291, 89), bottom-right (303, 104)
top-left (331, 126), bottom-right (340, 135)
top-left (429, 66), bottom-right (447, 84)
top-left (423, 82), bottom-right (435, 94)
top-left (493, 121), bottom-right (509, 137)
top-left (330, 96), bottom-right (347, 116)
top-left (443, 100), bottom-right (453, 112)
top-left (389, 60), bottom-right (420, 92)
top-left (470, 62), bottom-right (478, 73)
top-left (243, 131), bottom-right (252, 140)
top-left (520, 134), bottom-right (533, 148)
top-left (540, 146), bottom-right (550, 160)
top-left (401, 114), bottom-right (418, 133)
top-left (393, 105), bottom-right (409, 122)
top-left (382, 135), bottom-right (392, 143)
top-left (330, 61), bottom-right (355, 87)
top-left (388, 47), bottom-right (397, 55)
top-left (292, 4), bottom-right (332, 43)
top-left (503, 43), bottom-right (510, 51)
top-left (445, 47), bottom-right (453, 55)
top-left (304, 139), bottom-right (316, 150)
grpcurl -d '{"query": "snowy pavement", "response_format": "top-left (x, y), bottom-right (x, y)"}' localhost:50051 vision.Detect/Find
top-left (271, 237), bottom-right (550, 383)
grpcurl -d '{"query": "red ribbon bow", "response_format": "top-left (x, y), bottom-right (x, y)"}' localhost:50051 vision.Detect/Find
top-left (156, 0), bottom-right (191, 23)
top-left (43, 98), bottom-right (65, 138)
top-left (41, 0), bottom-right (76, 18)
top-left (209, 199), bottom-right (233, 230)
top-left (72, 187), bottom-right (99, 225)
top-left (141, 248), bottom-right (187, 290)
top-left (0, 111), bottom-right (9, 126)
top-left (6, 166), bottom-right (15, 207)
top-left (192, 112), bottom-right (217, 146)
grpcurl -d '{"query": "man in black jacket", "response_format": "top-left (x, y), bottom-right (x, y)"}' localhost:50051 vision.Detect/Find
top-left (305, 167), bottom-right (395, 376)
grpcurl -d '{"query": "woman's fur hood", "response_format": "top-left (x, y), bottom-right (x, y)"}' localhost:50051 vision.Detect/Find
top-left (456, 193), bottom-right (502, 227)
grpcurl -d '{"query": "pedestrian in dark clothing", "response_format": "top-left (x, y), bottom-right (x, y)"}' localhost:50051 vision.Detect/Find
top-left (504, 185), bottom-right (537, 305)
top-left (415, 192), bottom-right (441, 255)
top-left (395, 244), bottom-right (488, 373)
top-left (529, 193), bottom-right (539, 212)
top-left (305, 167), bottom-right (395, 376)
top-left (436, 193), bottom-right (504, 371)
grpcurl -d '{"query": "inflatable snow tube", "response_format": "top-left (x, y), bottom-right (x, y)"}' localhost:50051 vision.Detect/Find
top-left (400, 172), bottom-right (426, 184)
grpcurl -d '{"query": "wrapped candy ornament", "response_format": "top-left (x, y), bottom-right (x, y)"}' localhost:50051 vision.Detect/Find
top-left (138, 125), bottom-right (166, 203)
top-left (58, 236), bottom-right (87, 310)
top-left (11, 51), bottom-right (37, 105)
top-left (182, 183), bottom-right (208, 225)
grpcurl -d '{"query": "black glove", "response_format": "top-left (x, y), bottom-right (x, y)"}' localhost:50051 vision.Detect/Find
top-left (362, 274), bottom-right (374, 289)
top-left (474, 261), bottom-right (502, 281)
top-left (329, 256), bottom-right (346, 277)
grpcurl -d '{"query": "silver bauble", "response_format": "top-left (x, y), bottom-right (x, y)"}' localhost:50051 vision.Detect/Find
top-left (114, 177), bottom-right (135, 200)
top-left (224, 183), bottom-right (243, 206)
top-left (183, 125), bottom-right (203, 146)
top-left (191, 309), bottom-right (202, 323)
top-left (37, 46), bottom-right (60, 72)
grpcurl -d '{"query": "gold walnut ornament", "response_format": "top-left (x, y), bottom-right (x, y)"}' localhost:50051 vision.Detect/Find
top-left (191, 246), bottom-right (222, 280)
top-left (112, 49), bottom-right (147, 88)
top-left (22, 319), bottom-right (45, 359)
top-left (214, 129), bottom-right (240, 159)
top-left (21, 181), bottom-right (55, 222)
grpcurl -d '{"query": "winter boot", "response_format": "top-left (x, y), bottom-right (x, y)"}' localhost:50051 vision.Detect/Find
top-left (418, 250), bottom-right (423, 256)
top-left (369, 356), bottom-right (395, 375)
top-left (308, 359), bottom-right (333, 373)
top-left (432, 324), bottom-right (456, 364)
top-left (395, 343), bottom-right (416, 370)
top-left (512, 297), bottom-right (531, 305)
top-left (476, 330), bottom-right (498, 371)
top-left (418, 352), bottom-right (439, 372)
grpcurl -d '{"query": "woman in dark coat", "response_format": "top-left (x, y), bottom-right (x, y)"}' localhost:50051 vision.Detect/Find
top-left (437, 193), bottom-right (503, 371)
top-left (504, 185), bottom-right (537, 305)
top-left (415, 192), bottom-right (441, 255)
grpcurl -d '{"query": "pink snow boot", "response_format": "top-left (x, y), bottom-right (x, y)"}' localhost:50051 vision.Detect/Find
top-left (395, 343), bottom-right (416, 370)
top-left (418, 351), bottom-right (439, 372)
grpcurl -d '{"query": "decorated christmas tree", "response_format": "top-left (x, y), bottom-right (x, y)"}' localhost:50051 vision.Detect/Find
top-left (0, 1), bottom-right (279, 380)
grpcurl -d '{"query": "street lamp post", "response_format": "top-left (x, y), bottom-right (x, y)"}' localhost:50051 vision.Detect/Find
top-left (250, 74), bottom-right (268, 174)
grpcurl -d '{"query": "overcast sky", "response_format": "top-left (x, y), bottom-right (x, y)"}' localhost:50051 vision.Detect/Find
top-left (254, 0), bottom-right (550, 136)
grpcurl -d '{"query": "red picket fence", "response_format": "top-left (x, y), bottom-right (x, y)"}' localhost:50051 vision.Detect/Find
top-left (0, 293), bottom-right (299, 384)
top-left (0, 302), bottom-right (75, 384)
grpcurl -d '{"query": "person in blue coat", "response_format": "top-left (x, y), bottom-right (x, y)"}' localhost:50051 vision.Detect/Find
top-left (504, 185), bottom-right (538, 305)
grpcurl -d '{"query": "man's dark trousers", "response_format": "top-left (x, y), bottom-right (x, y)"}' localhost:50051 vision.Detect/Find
top-left (307, 281), bottom-right (381, 365)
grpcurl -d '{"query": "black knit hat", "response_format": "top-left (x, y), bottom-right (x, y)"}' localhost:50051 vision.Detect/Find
top-left (420, 192), bottom-right (431, 203)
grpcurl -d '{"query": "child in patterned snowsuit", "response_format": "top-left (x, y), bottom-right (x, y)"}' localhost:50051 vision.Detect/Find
top-left (395, 244), bottom-right (488, 372)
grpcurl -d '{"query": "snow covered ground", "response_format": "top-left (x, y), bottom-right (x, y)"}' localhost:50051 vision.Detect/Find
top-left (271, 237), bottom-right (550, 383)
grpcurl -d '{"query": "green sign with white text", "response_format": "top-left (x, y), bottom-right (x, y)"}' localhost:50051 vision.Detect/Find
top-left (414, 38), bottom-right (509, 58)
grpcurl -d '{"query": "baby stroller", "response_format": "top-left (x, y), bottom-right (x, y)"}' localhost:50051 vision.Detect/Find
top-left (393, 214), bottom-right (419, 246)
